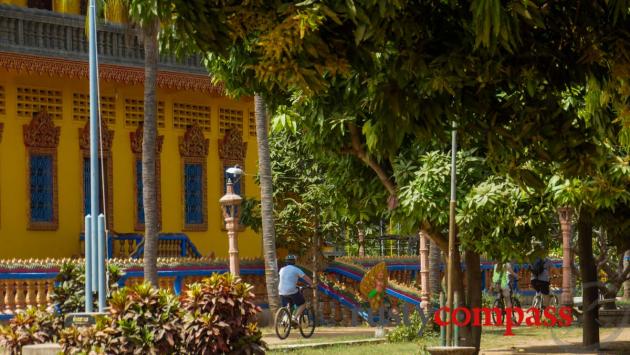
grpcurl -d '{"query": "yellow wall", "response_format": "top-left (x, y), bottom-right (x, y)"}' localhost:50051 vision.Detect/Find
top-left (0, 69), bottom-right (262, 259)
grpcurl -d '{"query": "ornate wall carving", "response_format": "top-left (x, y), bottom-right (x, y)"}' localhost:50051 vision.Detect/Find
top-left (179, 124), bottom-right (209, 158)
top-left (219, 129), bottom-right (247, 164)
top-left (79, 121), bottom-right (114, 228)
top-left (0, 52), bottom-right (224, 95)
top-left (218, 129), bottom-right (247, 231)
top-left (23, 111), bottom-right (60, 230)
top-left (130, 125), bottom-right (163, 231)
top-left (179, 125), bottom-right (208, 231)
top-left (78, 120), bottom-right (114, 152)
top-left (23, 111), bottom-right (61, 148)
top-left (129, 125), bottom-right (164, 154)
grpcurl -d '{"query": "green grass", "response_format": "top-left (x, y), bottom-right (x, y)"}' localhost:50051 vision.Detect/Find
top-left (267, 337), bottom-right (438, 355)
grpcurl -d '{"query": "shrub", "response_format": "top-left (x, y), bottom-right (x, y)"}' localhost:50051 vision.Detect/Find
top-left (59, 317), bottom-right (114, 354)
top-left (107, 283), bottom-right (184, 354)
top-left (180, 273), bottom-right (265, 354)
top-left (0, 307), bottom-right (63, 355)
top-left (61, 283), bottom-right (183, 354)
top-left (387, 310), bottom-right (437, 343)
top-left (49, 262), bottom-right (125, 316)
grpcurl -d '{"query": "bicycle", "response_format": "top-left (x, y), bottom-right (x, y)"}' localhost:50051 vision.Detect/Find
top-left (274, 285), bottom-right (316, 339)
top-left (532, 289), bottom-right (559, 313)
top-left (491, 282), bottom-right (521, 324)
top-left (532, 275), bottom-right (560, 314)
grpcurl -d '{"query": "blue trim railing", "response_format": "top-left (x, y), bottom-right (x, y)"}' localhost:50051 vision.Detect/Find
top-left (80, 233), bottom-right (202, 258)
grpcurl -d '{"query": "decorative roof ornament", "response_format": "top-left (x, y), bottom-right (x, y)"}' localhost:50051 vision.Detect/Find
top-left (23, 111), bottom-right (60, 148)
top-left (179, 124), bottom-right (209, 157)
top-left (130, 124), bottom-right (164, 154)
top-left (219, 129), bottom-right (247, 162)
top-left (78, 117), bottom-right (114, 152)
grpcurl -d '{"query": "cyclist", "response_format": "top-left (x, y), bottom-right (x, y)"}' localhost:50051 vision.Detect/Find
top-left (278, 255), bottom-right (313, 322)
top-left (530, 256), bottom-right (554, 308)
top-left (493, 261), bottom-right (518, 308)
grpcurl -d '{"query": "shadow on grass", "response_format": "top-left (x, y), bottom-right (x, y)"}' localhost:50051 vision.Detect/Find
top-left (483, 341), bottom-right (630, 354)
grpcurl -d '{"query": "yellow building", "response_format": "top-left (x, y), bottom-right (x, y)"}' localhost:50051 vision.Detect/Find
top-left (0, 2), bottom-right (262, 259)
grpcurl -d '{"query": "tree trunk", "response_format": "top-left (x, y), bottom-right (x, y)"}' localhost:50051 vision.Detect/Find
top-left (142, 18), bottom-right (159, 287)
top-left (577, 208), bottom-right (599, 347)
top-left (429, 238), bottom-right (442, 298)
top-left (254, 94), bottom-right (280, 313)
top-left (312, 206), bottom-right (320, 323)
top-left (464, 250), bottom-right (482, 353)
top-left (558, 207), bottom-right (574, 306)
top-left (624, 250), bottom-right (630, 301)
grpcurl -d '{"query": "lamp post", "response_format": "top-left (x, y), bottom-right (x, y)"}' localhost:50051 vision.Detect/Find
top-left (220, 167), bottom-right (243, 276)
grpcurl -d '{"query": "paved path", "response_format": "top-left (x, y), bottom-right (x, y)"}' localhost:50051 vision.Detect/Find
top-left (262, 326), bottom-right (379, 347)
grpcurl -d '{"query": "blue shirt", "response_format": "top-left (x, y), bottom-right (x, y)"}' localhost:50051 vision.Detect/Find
top-left (278, 265), bottom-right (305, 296)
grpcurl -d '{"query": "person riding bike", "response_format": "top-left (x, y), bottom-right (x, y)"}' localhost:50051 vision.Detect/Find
top-left (493, 261), bottom-right (518, 308)
top-left (278, 255), bottom-right (313, 322)
top-left (530, 256), bottom-right (554, 308)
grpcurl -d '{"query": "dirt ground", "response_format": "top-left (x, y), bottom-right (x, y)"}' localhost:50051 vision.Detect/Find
top-left (480, 327), bottom-right (630, 355)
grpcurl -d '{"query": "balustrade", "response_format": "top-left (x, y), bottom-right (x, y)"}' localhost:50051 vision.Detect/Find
top-left (0, 278), bottom-right (56, 315)
top-left (0, 5), bottom-right (204, 74)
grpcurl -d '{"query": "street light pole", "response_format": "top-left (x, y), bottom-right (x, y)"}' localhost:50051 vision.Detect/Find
top-left (220, 174), bottom-right (243, 276)
top-left (446, 122), bottom-right (457, 346)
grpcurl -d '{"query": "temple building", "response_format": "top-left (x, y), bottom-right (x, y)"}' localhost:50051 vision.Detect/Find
top-left (0, 2), bottom-right (262, 259)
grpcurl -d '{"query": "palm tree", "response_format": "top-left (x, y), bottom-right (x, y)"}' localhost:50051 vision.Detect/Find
top-left (124, 0), bottom-right (160, 287)
top-left (254, 94), bottom-right (280, 313)
top-left (141, 17), bottom-right (160, 287)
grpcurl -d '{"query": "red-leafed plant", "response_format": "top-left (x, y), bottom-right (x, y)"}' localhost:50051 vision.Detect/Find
top-left (0, 307), bottom-right (62, 355)
top-left (180, 273), bottom-right (266, 354)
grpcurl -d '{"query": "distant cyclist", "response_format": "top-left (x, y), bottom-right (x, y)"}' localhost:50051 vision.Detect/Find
top-left (493, 261), bottom-right (518, 308)
top-left (278, 255), bottom-right (313, 321)
top-left (530, 256), bottom-right (554, 308)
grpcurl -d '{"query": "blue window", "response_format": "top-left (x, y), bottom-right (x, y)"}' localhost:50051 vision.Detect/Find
top-left (30, 154), bottom-right (54, 222)
top-left (136, 159), bottom-right (144, 225)
top-left (184, 163), bottom-right (203, 225)
top-left (83, 158), bottom-right (106, 216)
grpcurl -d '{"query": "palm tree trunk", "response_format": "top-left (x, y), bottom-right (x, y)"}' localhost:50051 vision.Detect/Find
top-left (254, 94), bottom-right (280, 313)
top-left (142, 18), bottom-right (159, 287)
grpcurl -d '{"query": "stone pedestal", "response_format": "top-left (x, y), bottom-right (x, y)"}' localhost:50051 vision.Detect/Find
top-left (22, 343), bottom-right (62, 355)
top-left (426, 346), bottom-right (477, 355)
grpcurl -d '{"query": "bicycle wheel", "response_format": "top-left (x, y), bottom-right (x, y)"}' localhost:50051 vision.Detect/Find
top-left (549, 294), bottom-right (559, 308)
top-left (275, 307), bottom-right (292, 340)
top-left (298, 307), bottom-right (316, 338)
top-left (492, 298), bottom-right (504, 324)
top-left (511, 297), bottom-right (522, 324)
top-left (531, 294), bottom-right (541, 312)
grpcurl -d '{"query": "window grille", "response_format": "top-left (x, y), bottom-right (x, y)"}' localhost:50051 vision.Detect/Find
top-left (124, 99), bottom-right (165, 127)
top-left (136, 159), bottom-right (144, 225)
top-left (29, 154), bottom-right (54, 222)
top-left (184, 163), bottom-right (203, 225)
top-left (173, 103), bottom-right (211, 130)
top-left (72, 93), bottom-right (116, 123)
top-left (218, 107), bottom-right (243, 135)
top-left (0, 86), bottom-right (5, 115)
top-left (17, 87), bottom-right (62, 120)
top-left (248, 111), bottom-right (256, 136)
